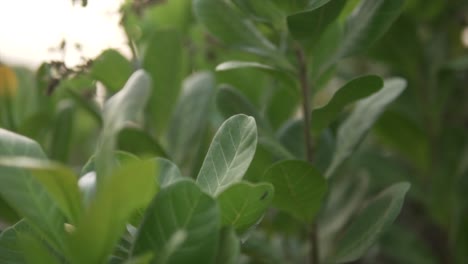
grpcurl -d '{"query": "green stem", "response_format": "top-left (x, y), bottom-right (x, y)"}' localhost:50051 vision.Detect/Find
top-left (295, 44), bottom-right (318, 264)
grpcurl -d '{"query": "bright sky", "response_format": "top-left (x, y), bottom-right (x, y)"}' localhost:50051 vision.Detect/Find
top-left (0, 0), bottom-right (129, 69)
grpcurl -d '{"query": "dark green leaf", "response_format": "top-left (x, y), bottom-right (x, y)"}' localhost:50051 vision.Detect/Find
top-left (167, 72), bottom-right (215, 176)
top-left (196, 114), bottom-right (257, 196)
top-left (263, 160), bottom-right (327, 222)
top-left (69, 159), bottom-right (157, 263)
top-left (49, 100), bottom-right (75, 163)
top-left (132, 181), bottom-right (220, 264)
top-left (311, 75), bottom-right (384, 134)
top-left (218, 181), bottom-right (274, 232)
top-left (338, 0), bottom-right (405, 58)
top-left (193, 0), bottom-right (279, 60)
top-left (214, 227), bottom-right (240, 264)
top-left (287, 0), bottom-right (346, 50)
top-left (0, 220), bottom-right (29, 264)
top-left (326, 78), bottom-right (406, 178)
top-left (231, 0), bottom-right (284, 26)
top-left (328, 182), bottom-right (410, 263)
top-left (142, 29), bottom-right (183, 135)
top-left (118, 127), bottom-right (168, 158)
top-left (90, 49), bottom-right (133, 92)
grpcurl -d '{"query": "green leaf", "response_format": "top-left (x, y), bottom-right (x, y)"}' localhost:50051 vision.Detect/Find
top-left (95, 70), bottom-right (151, 180)
top-left (167, 72), bottom-right (215, 176)
top-left (154, 158), bottom-right (184, 188)
top-left (214, 227), bottom-right (240, 264)
top-left (231, 0), bottom-right (284, 26)
top-left (0, 158), bottom-right (82, 225)
top-left (217, 181), bottom-right (274, 232)
top-left (263, 160), bottom-right (327, 222)
top-left (277, 119), bottom-right (306, 159)
top-left (131, 181), bottom-right (220, 264)
top-left (118, 127), bottom-right (168, 158)
top-left (216, 85), bottom-right (270, 133)
top-left (69, 159), bottom-right (158, 264)
top-left (328, 182), bottom-right (410, 263)
top-left (311, 75), bottom-right (384, 134)
top-left (49, 100), bottom-right (75, 163)
top-left (196, 114), bottom-right (257, 196)
top-left (90, 49), bottom-right (133, 92)
top-left (0, 220), bottom-right (29, 263)
top-left (123, 253), bottom-right (154, 264)
top-left (193, 0), bottom-right (278, 59)
top-left (0, 129), bottom-right (67, 252)
top-left (287, 0), bottom-right (346, 50)
top-left (142, 29), bottom-right (183, 135)
top-left (338, 0), bottom-right (405, 58)
top-left (325, 78), bottom-right (406, 178)
top-left (18, 231), bottom-right (60, 264)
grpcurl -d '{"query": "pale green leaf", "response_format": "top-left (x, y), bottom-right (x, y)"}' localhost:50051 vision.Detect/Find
top-left (196, 114), bottom-right (257, 196)
top-left (90, 49), bottom-right (133, 92)
top-left (328, 182), bottom-right (410, 263)
top-left (326, 78), bottom-right (406, 178)
top-left (214, 227), bottom-right (240, 264)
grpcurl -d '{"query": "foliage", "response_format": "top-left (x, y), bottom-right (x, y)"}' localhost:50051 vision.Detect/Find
top-left (1, 0), bottom-right (467, 263)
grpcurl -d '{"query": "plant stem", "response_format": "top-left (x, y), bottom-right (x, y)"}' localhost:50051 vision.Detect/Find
top-left (295, 44), bottom-right (318, 264)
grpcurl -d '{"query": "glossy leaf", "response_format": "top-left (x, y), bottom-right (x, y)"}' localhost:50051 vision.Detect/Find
top-left (216, 61), bottom-right (295, 85)
top-left (90, 49), bottom-right (133, 92)
top-left (95, 70), bottom-right (151, 179)
top-left (196, 114), bottom-right (257, 196)
top-left (328, 182), bottom-right (410, 263)
top-left (218, 181), bottom-right (274, 232)
top-left (326, 78), bottom-right (406, 178)
top-left (0, 129), bottom-right (66, 252)
top-left (69, 159), bottom-right (158, 263)
top-left (311, 75), bottom-right (384, 134)
top-left (142, 29), bottom-right (183, 134)
top-left (131, 181), bottom-right (220, 264)
top-left (263, 160), bottom-right (327, 222)
top-left (287, 0), bottom-right (346, 50)
top-left (193, 0), bottom-right (278, 59)
top-left (167, 72), bottom-right (215, 176)
top-left (338, 0), bottom-right (405, 58)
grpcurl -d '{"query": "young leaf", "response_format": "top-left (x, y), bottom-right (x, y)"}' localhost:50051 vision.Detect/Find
top-left (338, 0), bottom-right (405, 58)
top-left (325, 78), bottom-right (406, 178)
top-left (196, 114), bottom-right (257, 196)
top-left (328, 182), bottom-right (410, 263)
top-left (69, 159), bottom-right (158, 264)
top-left (167, 72), bottom-right (215, 176)
top-left (95, 70), bottom-right (151, 179)
top-left (287, 0), bottom-right (346, 50)
top-left (142, 29), bottom-right (183, 134)
top-left (311, 75), bottom-right (384, 134)
top-left (90, 49), bottom-right (133, 92)
top-left (263, 160), bottom-right (327, 222)
top-left (217, 181), bottom-right (274, 232)
top-left (131, 180), bottom-right (220, 264)
top-left (0, 129), bottom-right (67, 252)
top-left (214, 227), bottom-right (240, 264)
top-left (193, 0), bottom-right (277, 59)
